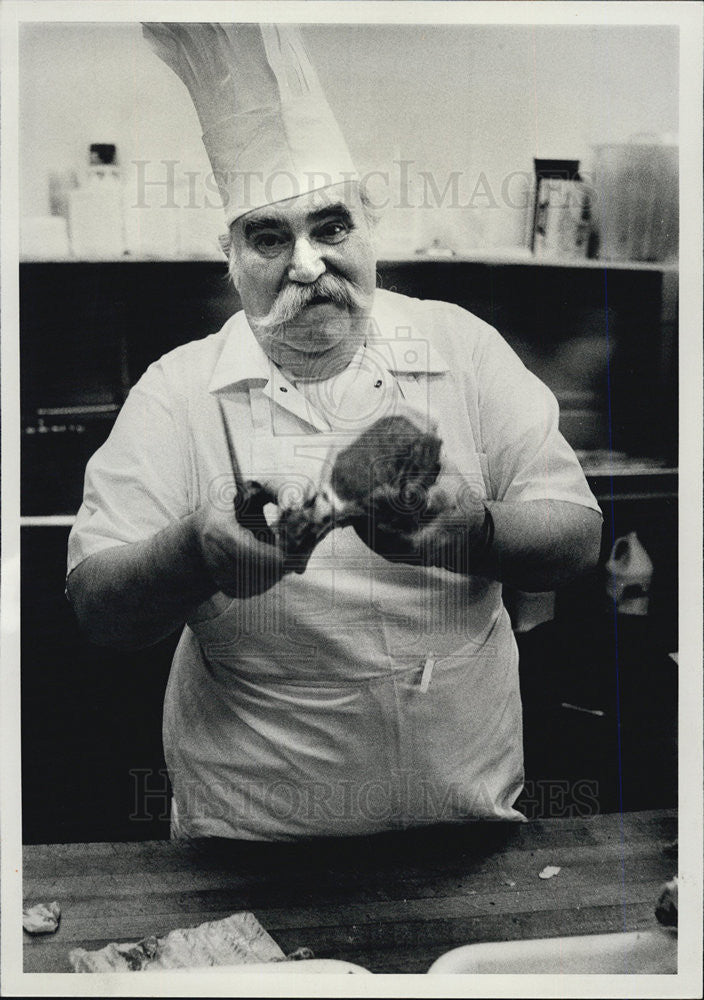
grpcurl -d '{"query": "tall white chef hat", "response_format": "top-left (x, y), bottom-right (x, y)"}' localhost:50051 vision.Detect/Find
top-left (142, 22), bottom-right (358, 225)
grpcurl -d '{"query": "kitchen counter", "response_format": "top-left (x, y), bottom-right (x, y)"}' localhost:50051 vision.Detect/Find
top-left (22, 809), bottom-right (676, 974)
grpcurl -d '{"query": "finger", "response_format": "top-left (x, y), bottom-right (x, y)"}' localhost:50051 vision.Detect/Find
top-left (276, 494), bottom-right (336, 568)
top-left (232, 529), bottom-right (288, 595)
top-left (234, 480), bottom-right (278, 546)
top-left (236, 479), bottom-right (278, 516)
top-left (351, 514), bottom-right (422, 565)
top-left (282, 545), bottom-right (315, 575)
top-left (414, 509), bottom-right (474, 571)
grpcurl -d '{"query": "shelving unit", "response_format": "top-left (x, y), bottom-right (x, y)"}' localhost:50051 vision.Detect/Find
top-left (19, 253), bottom-right (680, 630)
top-left (17, 253), bottom-right (679, 844)
top-left (19, 255), bottom-right (678, 509)
top-left (21, 250), bottom-right (680, 271)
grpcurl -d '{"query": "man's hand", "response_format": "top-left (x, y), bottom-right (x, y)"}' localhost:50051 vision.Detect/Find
top-left (67, 481), bottom-right (314, 650)
top-left (329, 413), bottom-right (448, 565)
top-left (412, 482), bottom-right (490, 572)
top-left (322, 412), bottom-right (489, 571)
top-left (350, 471), bottom-right (489, 571)
top-left (327, 413), bottom-right (602, 587)
top-left (194, 481), bottom-right (315, 598)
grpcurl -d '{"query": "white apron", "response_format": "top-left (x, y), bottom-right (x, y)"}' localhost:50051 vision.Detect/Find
top-left (165, 352), bottom-right (525, 839)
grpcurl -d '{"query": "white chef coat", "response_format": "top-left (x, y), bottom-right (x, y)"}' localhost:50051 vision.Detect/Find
top-left (68, 289), bottom-right (601, 840)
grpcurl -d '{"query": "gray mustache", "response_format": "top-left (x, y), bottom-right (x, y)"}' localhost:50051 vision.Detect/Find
top-left (254, 273), bottom-right (371, 329)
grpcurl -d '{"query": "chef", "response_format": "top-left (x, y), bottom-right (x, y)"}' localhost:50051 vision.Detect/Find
top-left (67, 23), bottom-right (602, 840)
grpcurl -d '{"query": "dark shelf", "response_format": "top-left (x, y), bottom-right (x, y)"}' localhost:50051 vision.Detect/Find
top-left (17, 257), bottom-right (679, 843)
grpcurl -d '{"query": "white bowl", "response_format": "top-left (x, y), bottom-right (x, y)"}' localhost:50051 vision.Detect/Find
top-left (427, 929), bottom-right (677, 974)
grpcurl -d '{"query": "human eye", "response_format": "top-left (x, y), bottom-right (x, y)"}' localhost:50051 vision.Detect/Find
top-left (246, 226), bottom-right (290, 256)
top-left (314, 218), bottom-right (351, 244)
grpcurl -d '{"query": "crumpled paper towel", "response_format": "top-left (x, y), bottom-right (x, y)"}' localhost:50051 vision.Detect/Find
top-left (23, 901), bottom-right (61, 935)
top-left (69, 911), bottom-right (286, 972)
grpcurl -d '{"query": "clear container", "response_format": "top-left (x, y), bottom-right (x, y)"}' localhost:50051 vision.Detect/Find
top-left (590, 139), bottom-right (678, 262)
top-left (67, 144), bottom-right (125, 258)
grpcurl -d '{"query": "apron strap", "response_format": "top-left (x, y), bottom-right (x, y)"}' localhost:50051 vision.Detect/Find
top-left (249, 386), bottom-right (271, 432)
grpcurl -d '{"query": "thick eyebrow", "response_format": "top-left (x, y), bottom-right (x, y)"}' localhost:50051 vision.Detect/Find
top-left (243, 203), bottom-right (354, 237)
top-left (306, 203), bottom-right (354, 226)
top-left (242, 215), bottom-right (290, 236)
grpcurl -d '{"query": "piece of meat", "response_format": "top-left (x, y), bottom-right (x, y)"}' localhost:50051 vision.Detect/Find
top-left (233, 479), bottom-right (278, 546)
top-left (330, 415), bottom-right (442, 527)
top-left (276, 490), bottom-right (337, 566)
top-left (275, 416), bottom-right (444, 565)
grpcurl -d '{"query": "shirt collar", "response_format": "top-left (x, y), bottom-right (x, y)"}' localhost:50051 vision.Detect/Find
top-left (208, 311), bottom-right (274, 393)
top-left (207, 290), bottom-right (449, 394)
top-left (366, 290), bottom-right (450, 374)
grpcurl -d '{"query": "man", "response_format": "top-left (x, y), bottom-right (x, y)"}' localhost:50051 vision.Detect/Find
top-left (67, 24), bottom-right (602, 840)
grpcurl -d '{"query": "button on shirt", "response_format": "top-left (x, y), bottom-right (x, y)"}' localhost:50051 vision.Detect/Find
top-left (68, 289), bottom-right (601, 840)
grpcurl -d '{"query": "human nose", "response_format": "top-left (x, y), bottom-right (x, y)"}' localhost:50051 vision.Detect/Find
top-left (288, 236), bottom-right (325, 283)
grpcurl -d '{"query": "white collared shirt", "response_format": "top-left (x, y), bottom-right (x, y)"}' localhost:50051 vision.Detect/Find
top-left (68, 288), bottom-right (600, 839)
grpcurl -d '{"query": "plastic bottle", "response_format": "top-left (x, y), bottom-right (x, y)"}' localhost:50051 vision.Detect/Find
top-left (605, 531), bottom-right (653, 615)
top-left (67, 144), bottom-right (125, 258)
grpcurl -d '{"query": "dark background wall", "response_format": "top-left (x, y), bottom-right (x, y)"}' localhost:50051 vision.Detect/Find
top-left (20, 261), bottom-right (677, 515)
top-left (20, 260), bottom-right (678, 843)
